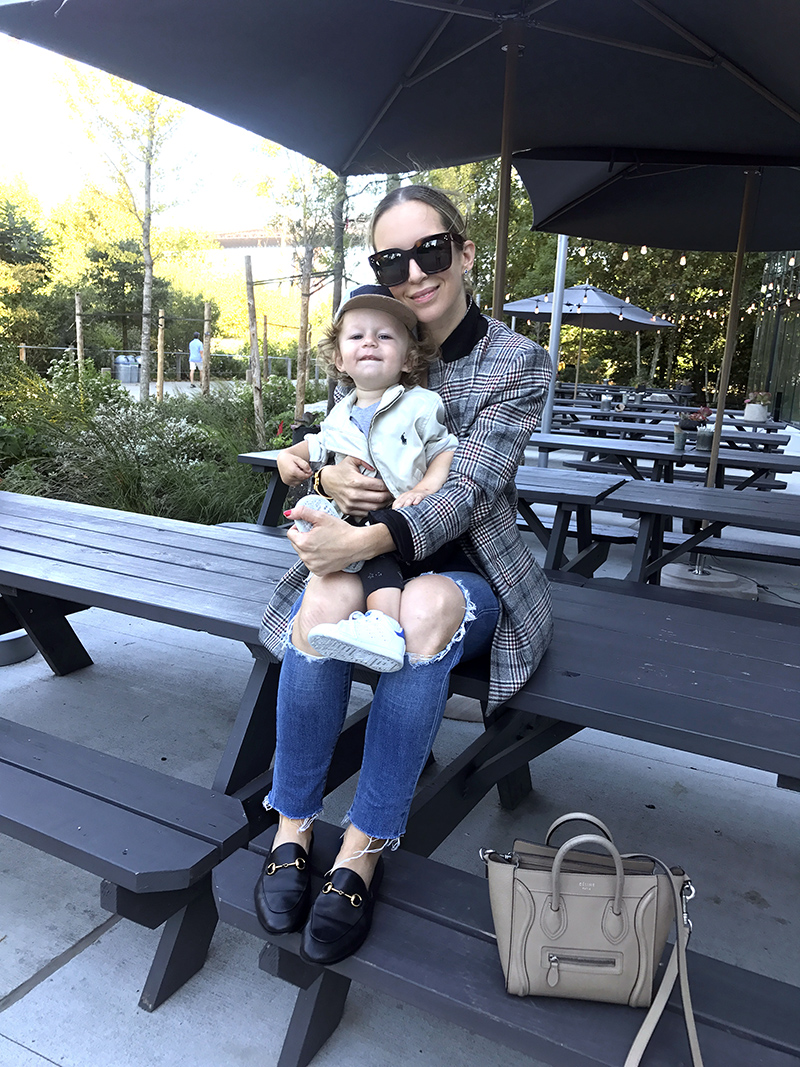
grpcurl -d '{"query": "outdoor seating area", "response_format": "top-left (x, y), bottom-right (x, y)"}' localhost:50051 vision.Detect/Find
top-left (3, 423), bottom-right (800, 1065)
top-left (3, 3), bottom-right (800, 1064)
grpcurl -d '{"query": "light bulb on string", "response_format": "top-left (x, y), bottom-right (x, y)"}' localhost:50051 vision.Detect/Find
top-left (679, 254), bottom-right (687, 266)
top-left (618, 312), bottom-right (624, 320)
top-left (790, 256), bottom-right (796, 267)
top-left (718, 289), bottom-right (724, 296)
top-left (640, 245), bottom-right (648, 254)
top-left (578, 245), bottom-right (586, 256)
top-left (622, 249), bottom-right (629, 261)
top-left (625, 296), bottom-right (630, 303)
top-left (670, 293), bottom-right (676, 300)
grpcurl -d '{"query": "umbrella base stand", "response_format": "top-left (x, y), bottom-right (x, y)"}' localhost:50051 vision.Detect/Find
top-left (659, 562), bottom-right (758, 600)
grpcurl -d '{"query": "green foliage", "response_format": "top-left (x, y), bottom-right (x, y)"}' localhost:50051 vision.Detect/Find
top-left (0, 197), bottom-right (51, 267)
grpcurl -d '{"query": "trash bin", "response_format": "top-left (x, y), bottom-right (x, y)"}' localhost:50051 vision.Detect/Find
top-left (113, 356), bottom-right (140, 384)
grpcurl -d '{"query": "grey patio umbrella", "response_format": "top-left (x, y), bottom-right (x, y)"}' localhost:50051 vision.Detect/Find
top-left (504, 284), bottom-right (674, 398)
top-left (504, 284), bottom-right (674, 331)
top-left (3, 0), bottom-right (800, 315)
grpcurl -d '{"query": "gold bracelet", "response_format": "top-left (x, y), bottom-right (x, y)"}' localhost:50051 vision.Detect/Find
top-left (313, 468), bottom-right (333, 499)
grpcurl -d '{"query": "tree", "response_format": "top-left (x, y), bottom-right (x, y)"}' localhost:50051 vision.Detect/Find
top-left (63, 65), bottom-right (184, 400)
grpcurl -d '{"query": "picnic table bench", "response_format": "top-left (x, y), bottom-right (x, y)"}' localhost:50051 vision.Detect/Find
top-left (214, 581), bottom-right (800, 1067)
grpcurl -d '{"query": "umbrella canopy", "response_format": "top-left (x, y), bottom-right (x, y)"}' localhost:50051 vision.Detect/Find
top-left (1, 1), bottom-right (800, 179)
top-left (513, 148), bottom-right (800, 251)
top-left (504, 284), bottom-right (674, 332)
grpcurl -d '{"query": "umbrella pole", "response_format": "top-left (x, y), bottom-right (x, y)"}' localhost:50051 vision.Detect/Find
top-left (705, 169), bottom-right (760, 490)
top-left (538, 234), bottom-right (569, 468)
top-left (573, 322), bottom-right (584, 399)
top-left (491, 23), bottom-right (523, 319)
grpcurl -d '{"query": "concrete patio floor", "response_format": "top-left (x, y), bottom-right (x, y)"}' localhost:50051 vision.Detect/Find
top-left (1, 454), bottom-right (799, 1066)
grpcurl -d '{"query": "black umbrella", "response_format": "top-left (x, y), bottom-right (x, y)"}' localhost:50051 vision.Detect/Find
top-left (512, 148), bottom-right (800, 251)
top-left (3, 0), bottom-right (800, 314)
top-left (513, 148), bottom-right (776, 486)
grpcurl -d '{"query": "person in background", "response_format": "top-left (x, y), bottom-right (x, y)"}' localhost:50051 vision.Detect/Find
top-left (188, 332), bottom-right (203, 387)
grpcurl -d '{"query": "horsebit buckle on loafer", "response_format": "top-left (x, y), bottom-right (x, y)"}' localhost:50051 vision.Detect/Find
top-left (322, 880), bottom-right (362, 907)
top-left (266, 857), bottom-right (306, 876)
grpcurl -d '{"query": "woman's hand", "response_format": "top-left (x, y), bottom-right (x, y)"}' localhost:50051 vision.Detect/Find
top-left (286, 503), bottom-right (396, 575)
top-left (286, 505), bottom-right (363, 574)
top-left (321, 455), bottom-right (393, 517)
top-left (277, 451), bottom-right (313, 486)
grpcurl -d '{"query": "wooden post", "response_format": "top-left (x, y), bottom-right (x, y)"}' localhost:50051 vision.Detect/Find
top-left (74, 292), bottom-right (85, 372)
top-left (262, 314), bottom-right (269, 379)
top-left (19, 344), bottom-right (26, 363)
top-left (156, 308), bottom-right (165, 402)
top-left (202, 302), bottom-right (211, 396)
top-left (245, 256), bottom-right (266, 447)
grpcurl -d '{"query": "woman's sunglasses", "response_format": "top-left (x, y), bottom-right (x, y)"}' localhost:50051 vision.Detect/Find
top-left (368, 231), bottom-right (463, 287)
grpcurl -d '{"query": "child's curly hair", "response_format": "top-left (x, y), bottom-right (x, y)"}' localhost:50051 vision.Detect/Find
top-left (317, 316), bottom-right (439, 390)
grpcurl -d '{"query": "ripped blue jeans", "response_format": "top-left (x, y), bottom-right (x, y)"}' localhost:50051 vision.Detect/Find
top-left (266, 569), bottom-right (499, 844)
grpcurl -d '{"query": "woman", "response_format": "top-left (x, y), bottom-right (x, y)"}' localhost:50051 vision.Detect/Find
top-left (256, 185), bottom-right (553, 965)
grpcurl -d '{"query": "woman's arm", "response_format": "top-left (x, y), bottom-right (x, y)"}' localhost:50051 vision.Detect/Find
top-left (318, 456), bottom-right (393, 516)
top-left (397, 338), bottom-right (551, 560)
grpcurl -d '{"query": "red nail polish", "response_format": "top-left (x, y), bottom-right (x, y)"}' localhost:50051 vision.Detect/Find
top-left (283, 510), bottom-right (292, 517)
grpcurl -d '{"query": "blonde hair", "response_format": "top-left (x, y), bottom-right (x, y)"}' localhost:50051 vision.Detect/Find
top-left (369, 184), bottom-right (468, 247)
top-left (317, 314), bottom-right (439, 390)
top-left (369, 184), bottom-right (472, 299)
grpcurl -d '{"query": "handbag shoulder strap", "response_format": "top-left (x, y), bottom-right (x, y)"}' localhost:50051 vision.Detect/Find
top-left (622, 854), bottom-right (703, 1067)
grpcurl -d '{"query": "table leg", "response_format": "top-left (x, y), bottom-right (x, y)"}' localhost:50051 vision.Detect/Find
top-left (543, 506), bottom-right (571, 570)
top-left (258, 471), bottom-right (291, 525)
top-left (2, 590), bottom-right (93, 675)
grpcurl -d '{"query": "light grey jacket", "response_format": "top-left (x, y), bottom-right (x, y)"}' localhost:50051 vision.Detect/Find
top-left (305, 384), bottom-right (458, 499)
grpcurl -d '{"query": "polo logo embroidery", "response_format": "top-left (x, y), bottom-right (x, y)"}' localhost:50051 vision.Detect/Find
top-left (400, 433), bottom-right (407, 444)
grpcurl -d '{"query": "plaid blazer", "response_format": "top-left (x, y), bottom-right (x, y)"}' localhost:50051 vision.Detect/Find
top-left (259, 315), bottom-right (553, 712)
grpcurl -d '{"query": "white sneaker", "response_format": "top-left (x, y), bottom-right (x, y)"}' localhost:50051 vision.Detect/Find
top-left (307, 610), bottom-right (406, 672)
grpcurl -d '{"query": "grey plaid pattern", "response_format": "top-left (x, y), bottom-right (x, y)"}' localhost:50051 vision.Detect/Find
top-left (260, 316), bottom-right (553, 711)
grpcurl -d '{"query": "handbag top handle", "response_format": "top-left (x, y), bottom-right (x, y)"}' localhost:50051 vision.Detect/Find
top-left (545, 812), bottom-right (614, 846)
top-left (551, 833), bottom-right (625, 915)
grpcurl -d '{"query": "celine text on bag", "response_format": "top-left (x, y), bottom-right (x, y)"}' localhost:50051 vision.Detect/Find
top-left (482, 812), bottom-right (703, 1067)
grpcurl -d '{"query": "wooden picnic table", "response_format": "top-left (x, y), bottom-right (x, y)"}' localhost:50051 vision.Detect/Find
top-left (554, 406), bottom-right (787, 432)
top-left (595, 480), bottom-right (800, 582)
top-left (527, 432), bottom-right (800, 489)
top-left (3, 489), bottom-right (800, 1065)
top-left (567, 419), bottom-right (791, 451)
top-left (237, 449), bottom-right (626, 575)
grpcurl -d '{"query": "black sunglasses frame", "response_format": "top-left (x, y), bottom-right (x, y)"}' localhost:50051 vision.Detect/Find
top-left (368, 231), bottom-right (464, 287)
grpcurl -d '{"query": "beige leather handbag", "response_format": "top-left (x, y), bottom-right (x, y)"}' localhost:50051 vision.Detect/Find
top-left (482, 813), bottom-right (703, 1067)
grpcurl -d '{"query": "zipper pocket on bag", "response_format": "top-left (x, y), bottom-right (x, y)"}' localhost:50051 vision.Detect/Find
top-left (545, 951), bottom-right (621, 988)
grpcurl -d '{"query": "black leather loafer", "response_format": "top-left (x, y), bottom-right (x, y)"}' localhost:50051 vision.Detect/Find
top-left (299, 858), bottom-right (384, 965)
top-left (254, 841), bottom-right (312, 935)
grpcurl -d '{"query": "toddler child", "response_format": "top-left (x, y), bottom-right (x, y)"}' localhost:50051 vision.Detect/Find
top-left (277, 285), bottom-right (457, 672)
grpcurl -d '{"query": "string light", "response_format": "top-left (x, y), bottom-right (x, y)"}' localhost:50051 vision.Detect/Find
top-left (670, 293), bottom-right (676, 300)
top-left (679, 254), bottom-right (687, 266)
top-left (790, 256), bottom-right (796, 267)
top-left (640, 245), bottom-right (648, 254)
top-left (578, 245), bottom-right (586, 256)
top-left (718, 289), bottom-right (724, 296)
top-left (618, 312), bottom-right (624, 320)
top-left (622, 249), bottom-right (629, 261)
top-left (625, 296), bottom-right (631, 303)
